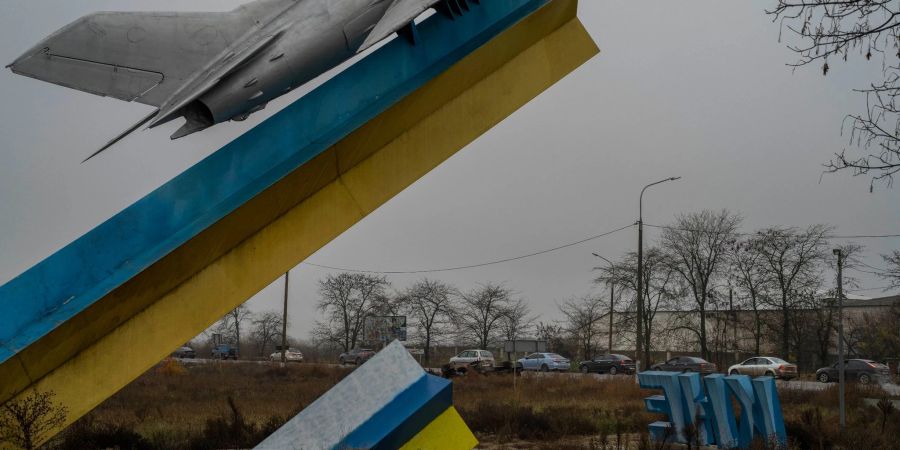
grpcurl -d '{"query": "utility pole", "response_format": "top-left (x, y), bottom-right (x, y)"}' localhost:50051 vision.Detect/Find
top-left (609, 283), bottom-right (615, 352)
top-left (637, 176), bottom-right (681, 370)
top-left (833, 249), bottom-right (846, 430)
top-left (636, 215), bottom-right (643, 368)
top-left (280, 271), bottom-right (289, 367)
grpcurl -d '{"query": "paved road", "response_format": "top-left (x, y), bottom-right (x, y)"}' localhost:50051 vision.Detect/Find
top-left (779, 378), bottom-right (900, 395)
top-left (173, 357), bottom-right (353, 368)
top-left (514, 369), bottom-right (900, 394)
top-left (174, 358), bottom-right (900, 395)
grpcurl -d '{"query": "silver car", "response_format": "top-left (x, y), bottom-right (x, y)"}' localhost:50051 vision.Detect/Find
top-left (728, 356), bottom-right (797, 380)
top-left (518, 353), bottom-right (570, 372)
top-left (449, 350), bottom-right (495, 369)
top-left (269, 348), bottom-right (304, 363)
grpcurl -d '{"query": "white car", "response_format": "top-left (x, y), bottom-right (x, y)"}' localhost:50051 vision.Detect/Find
top-left (449, 350), bottom-right (495, 369)
top-left (728, 356), bottom-right (797, 380)
top-left (269, 348), bottom-right (304, 363)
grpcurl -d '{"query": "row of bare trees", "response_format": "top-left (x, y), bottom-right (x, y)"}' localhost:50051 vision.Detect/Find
top-left (303, 209), bottom-right (899, 368)
top-left (310, 274), bottom-right (533, 364)
top-left (208, 305), bottom-right (285, 357)
top-left (588, 208), bottom-right (899, 367)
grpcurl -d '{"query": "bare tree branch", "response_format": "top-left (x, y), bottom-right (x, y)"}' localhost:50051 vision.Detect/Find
top-left (768, 0), bottom-right (900, 188)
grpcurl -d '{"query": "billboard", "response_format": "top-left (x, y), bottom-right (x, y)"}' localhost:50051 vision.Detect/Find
top-left (363, 316), bottom-right (407, 344)
top-left (504, 340), bottom-right (547, 353)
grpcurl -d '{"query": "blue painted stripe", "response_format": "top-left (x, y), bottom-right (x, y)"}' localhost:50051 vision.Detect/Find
top-left (337, 374), bottom-right (452, 450)
top-left (0, 0), bottom-right (550, 363)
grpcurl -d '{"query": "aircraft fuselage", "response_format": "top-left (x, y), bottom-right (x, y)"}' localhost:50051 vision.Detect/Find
top-left (195, 0), bottom-right (393, 128)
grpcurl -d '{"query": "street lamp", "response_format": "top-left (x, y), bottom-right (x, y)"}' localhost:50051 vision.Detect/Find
top-left (636, 176), bottom-right (681, 371)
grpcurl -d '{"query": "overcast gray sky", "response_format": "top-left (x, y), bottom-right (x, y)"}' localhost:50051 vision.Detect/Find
top-left (1, 1), bottom-right (898, 341)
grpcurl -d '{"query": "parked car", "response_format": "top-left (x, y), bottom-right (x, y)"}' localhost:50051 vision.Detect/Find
top-left (211, 344), bottom-right (238, 360)
top-left (173, 346), bottom-right (196, 359)
top-left (339, 348), bottom-right (376, 365)
top-left (650, 356), bottom-right (717, 374)
top-left (449, 350), bottom-right (496, 369)
top-left (518, 352), bottom-right (570, 372)
top-left (579, 354), bottom-right (636, 375)
top-left (269, 348), bottom-right (304, 363)
top-left (727, 356), bottom-right (797, 380)
top-left (815, 359), bottom-right (891, 384)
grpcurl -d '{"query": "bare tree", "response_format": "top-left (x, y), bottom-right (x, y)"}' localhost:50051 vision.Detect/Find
top-left (731, 237), bottom-right (775, 355)
top-left (594, 247), bottom-right (680, 360)
top-left (500, 298), bottom-right (535, 342)
top-left (660, 210), bottom-right (742, 359)
top-left (314, 273), bottom-right (391, 352)
top-left (559, 295), bottom-right (606, 361)
top-left (881, 250), bottom-right (900, 288)
top-left (400, 279), bottom-right (457, 364)
top-left (251, 311), bottom-right (283, 356)
top-left (753, 225), bottom-right (832, 357)
top-left (456, 283), bottom-right (514, 350)
top-left (847, 304), bottom-right (900, 359)
top-left (535, 321), bottom-right (567, 353)
top-left (0, 390), bottom-right (67, 450)
top-left (767, 0), bottom-right (900, 188)
top-left (806, 292), bottom-right (838, 367)
top-left (214, 305), bottom-right (254, 352)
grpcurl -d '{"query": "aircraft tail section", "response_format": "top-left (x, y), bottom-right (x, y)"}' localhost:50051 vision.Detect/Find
top-left (6, 0), bottom-right (298, 108)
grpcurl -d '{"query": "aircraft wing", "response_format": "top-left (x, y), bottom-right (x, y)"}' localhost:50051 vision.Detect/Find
top-left (7, 1), bottom-right (296, 108)
top-left (357, 0), bottom-right (444, 53)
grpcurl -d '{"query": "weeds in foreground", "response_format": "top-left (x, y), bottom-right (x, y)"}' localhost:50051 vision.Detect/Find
top-left (37, 361), bottom-right (900, 449)
top-left (0, 390), bottom-right (68, 450)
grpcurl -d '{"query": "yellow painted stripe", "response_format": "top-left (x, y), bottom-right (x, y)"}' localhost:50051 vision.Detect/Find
top-left (400, 407), bottom-right (478, 450)
top-left (5, 2), bottom-right (599, 446)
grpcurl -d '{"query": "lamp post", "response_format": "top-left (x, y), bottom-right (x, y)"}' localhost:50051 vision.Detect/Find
top-left (833, 248), bottom-right (846, 430)
top-left (636, 177), bottom-right (681, 371)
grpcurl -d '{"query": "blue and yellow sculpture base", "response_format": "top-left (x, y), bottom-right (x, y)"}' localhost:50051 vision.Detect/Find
top-left (0, 0), bottom-right (598, 446)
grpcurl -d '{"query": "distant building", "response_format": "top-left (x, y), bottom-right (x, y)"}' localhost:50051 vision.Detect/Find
top-left (601, 294), bottom-right (899, 370)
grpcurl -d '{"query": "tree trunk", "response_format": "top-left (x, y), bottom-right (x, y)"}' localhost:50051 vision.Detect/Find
top-left (781, 295), bottom-right (790, 358)
top-left (424, 331), bottom-right (432, 365)
top-left (235, 322), bottom-right (241, 351)
top-left (755, 313), bottom-right (762, 356)
top-left (699, 306), bottom-right (708, 359)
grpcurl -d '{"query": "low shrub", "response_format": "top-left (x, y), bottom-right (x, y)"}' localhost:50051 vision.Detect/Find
top-left (55, 415), bottom-right (151, 450)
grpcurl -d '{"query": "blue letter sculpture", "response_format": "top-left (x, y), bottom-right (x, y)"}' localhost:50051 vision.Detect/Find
top-left (639, 371), bottom-right (786, 448)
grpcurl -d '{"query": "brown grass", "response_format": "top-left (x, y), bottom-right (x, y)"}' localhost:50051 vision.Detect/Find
top-left (72, 361), bottom-right (350, 446)
top-left (41, 362), bottom-right (900, 449)
top-left (453, 373), bottom-right (653, 443)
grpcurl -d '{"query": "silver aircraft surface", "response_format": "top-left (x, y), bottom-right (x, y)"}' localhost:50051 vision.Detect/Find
top-left (7, 0), bottom-right (478, 161)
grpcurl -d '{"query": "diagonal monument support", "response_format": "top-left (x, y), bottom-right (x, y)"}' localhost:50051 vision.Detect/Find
top-left (0, 0), bottom-right (598, 442)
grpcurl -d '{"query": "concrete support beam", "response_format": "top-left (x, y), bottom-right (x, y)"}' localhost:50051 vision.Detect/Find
top-left (0, 1), bottom-right (597, 444)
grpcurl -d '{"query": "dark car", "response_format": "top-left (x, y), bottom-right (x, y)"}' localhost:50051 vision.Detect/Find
top-left (173, 346), bottom-right (196, 359)
top-left (815, 359), bottom-right (891, 385)
top-left (339, 348), bottom-right (376, 365)
top-left (211, 344), bottom-right (238, 360)
top-left (650, 356), bottom-right (717, 374)
top-left (579, 354), bottom-right (636, 375)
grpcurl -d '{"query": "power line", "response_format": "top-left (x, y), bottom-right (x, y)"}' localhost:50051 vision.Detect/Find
top-left (303, 223), bottom-right (636, 275)
top-left (300, 220), bottom-right (898, 276)
top-left (855, 259), bottom-right (890, 273)
top-left (643, 223), bottom-right (900, 239)
top-left (848, 267), bottom-right (885, 277)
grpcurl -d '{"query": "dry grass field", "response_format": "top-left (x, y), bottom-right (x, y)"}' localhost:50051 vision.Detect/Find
top-left (38, 359), bottom-right (900, 449)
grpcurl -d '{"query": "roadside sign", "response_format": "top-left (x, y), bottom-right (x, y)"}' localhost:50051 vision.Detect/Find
top-left (363, 316), bottom-right (407, 344)
top-left (504, 340), bottom-right (547, 353)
